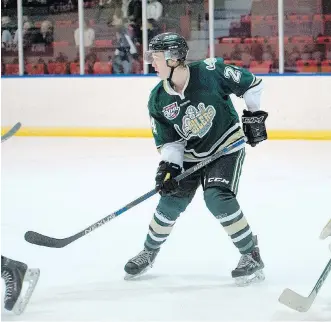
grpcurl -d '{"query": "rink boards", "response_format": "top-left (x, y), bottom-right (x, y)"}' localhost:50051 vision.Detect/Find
top-left (1, 75), bottom-right (331, 140)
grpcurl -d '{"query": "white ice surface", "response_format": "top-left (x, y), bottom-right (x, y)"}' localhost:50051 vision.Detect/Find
top-left (1, 138), bottom-right (331, 321)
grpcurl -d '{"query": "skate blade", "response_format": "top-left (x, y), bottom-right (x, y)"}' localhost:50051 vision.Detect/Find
top-left (234, 269), bottom-right (265, 287)
top-left (13, 268), bottom-right (40, 315)
top-left (124, 267), bottom-right (151, 281)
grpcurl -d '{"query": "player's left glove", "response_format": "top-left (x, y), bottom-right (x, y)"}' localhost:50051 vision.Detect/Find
top-left (155, 161), bottom-right (182, 196)
top-left (242, 110), bottom-right (268, 147)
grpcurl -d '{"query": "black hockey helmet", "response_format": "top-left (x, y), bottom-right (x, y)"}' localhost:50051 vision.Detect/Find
top-left (144, 32), bottom-right (189, 64)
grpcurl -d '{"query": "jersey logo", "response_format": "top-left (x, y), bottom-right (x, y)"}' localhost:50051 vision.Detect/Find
top-left (162, 102), bottom-right (180, 120)
top-left (204, 58), bottom-right (217, 70)
top-left (174, 103), bottom-right (216, 140)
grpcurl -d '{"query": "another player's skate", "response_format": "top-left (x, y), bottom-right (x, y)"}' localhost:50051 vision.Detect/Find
top-left (231, 246), bottom-right (265, 286)
top-left (124, 248), bottom-right (160, 280)
top-left (1, 256), bottom-right (40, 315)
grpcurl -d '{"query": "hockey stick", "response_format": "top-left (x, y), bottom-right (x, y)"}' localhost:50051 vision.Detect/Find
top-left (320, 219), bottom-right (331, 252)
top-left (24, 137), bottom-right (246, 248)
top-left (1, 122), bottom-right (22, 143)
top-left (278, 258), bottom-right (331, 312)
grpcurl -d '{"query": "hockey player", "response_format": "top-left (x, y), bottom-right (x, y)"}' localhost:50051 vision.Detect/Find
top-left (1, 255), bottom-right (40, 314)
top-left (2, 127), bottom-right (40, 314)
top-left (320, 219), bottom-right (331, 251)
top-left (124, 32), bottom-right (268, 285)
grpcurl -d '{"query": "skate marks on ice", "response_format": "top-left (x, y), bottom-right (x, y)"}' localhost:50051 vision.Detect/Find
top-left (1, 274), bottom-right (273, 321)
top-left (2, 276), bottom-right (329, 321)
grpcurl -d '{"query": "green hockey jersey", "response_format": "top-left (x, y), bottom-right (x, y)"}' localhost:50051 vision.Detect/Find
top-left (148, 57), bottom-right (261, 162)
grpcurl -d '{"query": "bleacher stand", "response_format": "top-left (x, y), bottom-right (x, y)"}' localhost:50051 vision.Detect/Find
top-left (2, 0), bottom-right (331, 75)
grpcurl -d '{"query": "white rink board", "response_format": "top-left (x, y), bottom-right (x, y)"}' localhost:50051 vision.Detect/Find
top-left (1, 75), bottom-right (331, 130)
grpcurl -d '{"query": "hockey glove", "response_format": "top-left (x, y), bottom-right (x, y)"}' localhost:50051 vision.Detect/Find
top-left (242, 109), bottom-right (268, 147)
top-left (155, 161), bottom-right (182, 196)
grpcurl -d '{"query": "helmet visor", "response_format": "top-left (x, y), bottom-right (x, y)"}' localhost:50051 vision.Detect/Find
top-left (144, 50), bottom-right (184, 64)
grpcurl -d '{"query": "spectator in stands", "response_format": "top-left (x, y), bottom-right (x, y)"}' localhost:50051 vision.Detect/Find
top-left (230, 44), bottom-right (242, 60)
top-left (13, 21), bottom-right (34, 49)
top-left (37, 58), bottom-right (47, 74)
top-left (147, 18), bottom-right (161, 42)
top-left (241, 46), bottom-right (253, 68)
top-left (99, 0), bottom-right (111, 6)
top-left (285, 46), bottom-right (300, 72)
top-left (112, 12), bottom-right (137, 73)
top-left (49, 0), bottom-right (74, 14)
top-left (146, 0), bottom-right (162, 44)
top-left (288, 46), bottom-right (300, 61)
top-left (122, 0), bottom-right (130, 19)
top-left (262, 45), bottom-right (275, 62)
top-left (311, 45), bottom-right (324, 63)
top-left (85, 52), bottom-right (98, 74)
top-left (74, 18), bottom-right (95, 48)
top-left (34, 20), bottom-right (53, 46)
top-left (13, 16), bottom-right (29, 44)
top-left (147, 0), bottom-right (163, 22)
top-left (55, 52), bottom-right (68, 63)
top-left (128, 0), bottom-right (142, 24)
top-left (301, 45), bottom-right (312, 60)
top-left (1, 16), bottom-right (12, 47)
top-left (145, 18), bottom-right (161, 73)
top-left (251, 43), bottom-right (263, 62)
top-left (127, 0), bottom-right (142, 43)
top-left (96, 0), bottom-right (120, 24)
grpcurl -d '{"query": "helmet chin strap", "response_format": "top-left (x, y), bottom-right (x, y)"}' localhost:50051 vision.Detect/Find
top-left (166, 60), bottom-right (181, 90)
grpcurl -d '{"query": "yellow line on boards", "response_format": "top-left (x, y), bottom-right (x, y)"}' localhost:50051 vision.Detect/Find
top-left (1, 127), bottom-right (331, 140)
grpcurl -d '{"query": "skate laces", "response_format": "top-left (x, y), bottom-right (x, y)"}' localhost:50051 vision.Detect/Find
top-left (2, 270), bottom-right (14, 301)
top-left (237, 253), bottom-right (258, 269)
top-left (131, 250), bottom-right (154, 267)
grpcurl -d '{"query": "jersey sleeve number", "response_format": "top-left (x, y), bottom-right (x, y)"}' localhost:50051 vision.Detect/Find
top-left (224, 66), bottom-right (242, 83)
top-left (150, 117), bottom-right (157, 135)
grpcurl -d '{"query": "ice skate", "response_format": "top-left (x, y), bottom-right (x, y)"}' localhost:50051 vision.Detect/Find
top-left (2, 257), bottom-right (40, 315)
top-left (124, 248), bottom-right (160, 280)
top-left (231, 246), bottom-right (265, 286)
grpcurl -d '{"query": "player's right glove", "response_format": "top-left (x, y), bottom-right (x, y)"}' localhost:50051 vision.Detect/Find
top-left (242, 110), bottom-right (268, 147)
top-left (155, 161), bottom-right (182, 196)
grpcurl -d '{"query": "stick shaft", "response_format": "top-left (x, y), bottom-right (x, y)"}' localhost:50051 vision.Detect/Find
top-left (25, 138), bottom-right (246, 247)
top-left (309, 258), bottom-right (331, 296)
top-left (75, 137), bottom-right (246, 238)
top-left (279, 259), bottom-right (331, 312)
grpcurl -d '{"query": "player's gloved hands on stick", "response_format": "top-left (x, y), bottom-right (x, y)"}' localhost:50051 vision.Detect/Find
top-left (242, 110), bottom-right (268, 147)
top-left (155, 161), bottom-right (182, 196)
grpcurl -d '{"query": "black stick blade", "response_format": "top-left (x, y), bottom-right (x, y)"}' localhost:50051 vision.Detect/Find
top-left (1, 122), bottom-right (22, 142)
top-left (24, 231), bottom-right (70, 248)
